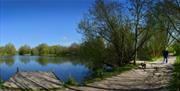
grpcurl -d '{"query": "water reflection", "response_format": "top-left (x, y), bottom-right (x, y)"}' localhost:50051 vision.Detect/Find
top-left (0, 56), bottom-right (15, 66)
top-left (0, 56), bottom-right (91, 83)
top-left (20, 56), bottom-right (31, 64)
top-left (37, 57), bottom-right (49, 66)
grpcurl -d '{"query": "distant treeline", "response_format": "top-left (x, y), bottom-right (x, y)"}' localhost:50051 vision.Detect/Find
top-left (0, 43), bottom-right (81, 57)
top-left (0, 43), bottom-right (16, 56)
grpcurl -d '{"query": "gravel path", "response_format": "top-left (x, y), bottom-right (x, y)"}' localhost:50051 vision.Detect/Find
top-left (67, 56), bottom-right (176, 91)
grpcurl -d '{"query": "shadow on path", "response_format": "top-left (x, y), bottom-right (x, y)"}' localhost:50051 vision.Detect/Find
top-left (67, 56), bottom-right (176, 91)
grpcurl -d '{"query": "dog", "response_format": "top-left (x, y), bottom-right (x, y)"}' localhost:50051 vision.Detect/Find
top-left (140, 63), bottom-right (146, 69)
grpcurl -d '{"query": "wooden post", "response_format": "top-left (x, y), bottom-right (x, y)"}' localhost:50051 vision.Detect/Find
top-left (16, 67), bottom-right (19, 73)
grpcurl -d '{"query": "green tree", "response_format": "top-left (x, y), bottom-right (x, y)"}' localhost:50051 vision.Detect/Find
top-left (67, 43), bottom-right (80, 56)
top-left (137, 0), bottom-right (180, 59)
top-left (172, 41), bottom-right (180, 55)
top-left (31, 47), bottom-right (39, 55)
top-left (0, 47), bottom-right (5, 56)
top-left (19, 45), bottom-right (31, 55)
top-left (4, 43), bottom-right (16, 55)
top-left (149, 0), bottom-right (180, 43)
top-left (49, 45), bottom-right (63, 56)
top-left (37, 43), bottom-right (49, 56)
top-left (80, 37), bottom-right (105, 68)
top-left (79, 0), bottom-right (137, 66)
top-left (129, 0), bottom-right (154, 64)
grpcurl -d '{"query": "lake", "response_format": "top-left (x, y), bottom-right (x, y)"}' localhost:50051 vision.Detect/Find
top-left (0, 55), bottom-right (91, 83)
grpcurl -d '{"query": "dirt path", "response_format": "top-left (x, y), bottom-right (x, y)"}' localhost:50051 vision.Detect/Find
top-left (67, 56), bottom-right (176, 91)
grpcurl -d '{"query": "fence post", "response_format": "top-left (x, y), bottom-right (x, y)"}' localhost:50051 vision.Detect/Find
top-left (16, 67), bottom-right (19, 73)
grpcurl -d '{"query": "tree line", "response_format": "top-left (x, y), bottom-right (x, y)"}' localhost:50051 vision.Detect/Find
top-left (0, 43), bottom-right (16, 56)
top-left (0, 43), bottom-right (81, 56)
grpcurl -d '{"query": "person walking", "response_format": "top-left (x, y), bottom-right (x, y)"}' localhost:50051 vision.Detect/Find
top-left (162, 49), bottom-right (169, 63)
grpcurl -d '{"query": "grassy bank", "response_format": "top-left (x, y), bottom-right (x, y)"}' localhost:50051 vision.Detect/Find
top-left (169, 56), bottom-right (180, 91)
top-left (0, 84), bottom-right (2, 89)
top-left (85, 64), bottom-right (138, 84)
top-left (0, 80), bottom-right (3, 89)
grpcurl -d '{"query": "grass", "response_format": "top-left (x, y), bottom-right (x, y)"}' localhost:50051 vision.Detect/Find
top-left (0, 84), bottom-right (2, 89)
top-left (169, 56), bottom-right (180, 91)
top-left (151, 56), bottom-right (162, 62)
top-left (0, 79), bottom-right (3, 89)
top-left (65, 75), bottom-right (78, 86)
top-left (138, 56), bottom-right (163, 62)
top-left (85, 64), bottom-right (138, 83)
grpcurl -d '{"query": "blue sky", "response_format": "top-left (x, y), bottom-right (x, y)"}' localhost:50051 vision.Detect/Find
top-left (0, 0), bottom-right (94, 48)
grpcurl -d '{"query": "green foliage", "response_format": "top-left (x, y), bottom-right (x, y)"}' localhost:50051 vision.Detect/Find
top-left (0, 43), bottom-right (16, 56)
top-left (36, 43), bottom-right (49, 56)
top-left (19, 45), bottom-right (31, 55)
top-left (31, 47), bottom-right (39, 55)
top-left (0, 83), bottom-right (2, 89)
top-left (80, 38), bottom-right (105, 68)
top-left (134, 0), bottom-right (180, 61)
top-left (92, 69), bottom-right (104, 78)
top-left (4, 43), bottom-right (16, 55)
top-left (137, 46), bottom-right (153, 60)
top-left (79, 0), bottom-right (135, 66)
top-left (0, 47), bottom-right (6, 56)
top-left (169, 56), bottom-right (180, 91)
top-left (0, 78), bottom-right (3, 89)
top-left (167, 46), bottom-right (174, 53)
top-left (66, 75), bottom-right (78, 86)
top-left (30, 44), bottom-right (75, 57)
top-left (172, 42), bottom-right (180, 55)
top-left (148, 31), bottom-right (168, 57)
top-left (61, 43), bottom-right (80, 57)
top-left (48, 45), bottom-right (64, 56)
top-left (0, 43), bottom-right (81, 57)
top-left (153, 0), bottom-right (179, 43)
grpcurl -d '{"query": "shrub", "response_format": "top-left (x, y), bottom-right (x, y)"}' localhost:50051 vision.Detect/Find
top-left (66, 75), bottom-right (78, 86)
top-left (169, 56), bottom-right (180, 91)
top-left (172, 42), bottom-right (180, 56)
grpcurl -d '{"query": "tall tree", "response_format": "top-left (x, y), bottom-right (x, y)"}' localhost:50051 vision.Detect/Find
top-left (80, 37), bottom-right (105, 68)
top-left (49, 45), bottom-right (63, 56)
top-left (19, 45), bottom-right (31, 55)
top-left (152, 0), bottom-right (180, 42)
top-left (79, 0), bottom-right (134, 66)
top-left (0, 47), bottom-right (5, 56)
top-left (129, 0), bottom-right (152, 64)
top-left (31, 47), bottom-right (39, 55)
top-left (37, 43), bottom-right (49, 56)
top-left (4, 43), bottom-right (16, 55)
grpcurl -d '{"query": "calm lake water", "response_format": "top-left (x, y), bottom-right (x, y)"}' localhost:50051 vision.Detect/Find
top-left (0, 55), bottom-right (91, 83)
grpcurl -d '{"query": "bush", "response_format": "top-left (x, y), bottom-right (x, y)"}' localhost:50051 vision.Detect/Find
top-left (169, 56), bottom-right (180, 91)
top-left (19, 45), bottom-right (31, 55)
top-left (66, 75), bottom-right (78, 86)
top-left (174, 43), bottom-right (180, 55)
top-left (92, 69), bottom-right (104, 78)
top-left (138, 46), bottom-right (153, 61)
top-left (0, 79), bottom-right (3, 88)
top-left (0, 43), bottom-right (16, 56)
